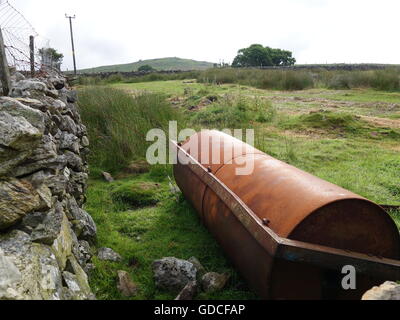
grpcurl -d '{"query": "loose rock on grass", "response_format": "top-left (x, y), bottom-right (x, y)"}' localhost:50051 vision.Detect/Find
top-left (152, 257), bottom-right (197, 292)
top-left (188, 257), bottom-right (206, 278)
top-left (201, 272), bottom-right (230, 293)
top-left (102, 172), bottom-right (114, 183)
top-left (175, 281), bottom-right (198, 300)
top-left (97, 247), bottom-right (122, 262)
top-left (117, 270), bottom-right (138, 297)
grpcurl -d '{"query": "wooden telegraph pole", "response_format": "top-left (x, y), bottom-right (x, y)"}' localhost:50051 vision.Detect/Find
top-left (0, 28), bottom-right (11, 96)
top-left (65, 14), bottom-right (77, 75)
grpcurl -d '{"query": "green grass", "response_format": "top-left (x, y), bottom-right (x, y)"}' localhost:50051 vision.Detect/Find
top-left (87, 173), bottom-right (257, 300)
top-left (111, 80), bottom-right (250, 97)
top-left (280, 111), bottom-right (365, 133)
top-left (111, 181), bottom-right (166, 209)
top-left (112, 80), bottom-right (206, 96)
top-left (78, 57), bottom-right (214, 73)
top-left (388, 209), bottom-right (400, 229)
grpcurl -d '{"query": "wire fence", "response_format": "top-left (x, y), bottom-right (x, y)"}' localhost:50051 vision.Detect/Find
top-left (0, 0), bottom-right (56, 74)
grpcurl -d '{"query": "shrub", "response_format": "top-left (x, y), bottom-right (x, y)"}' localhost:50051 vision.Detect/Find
top-left (371, 69), bottom-right (400, 91)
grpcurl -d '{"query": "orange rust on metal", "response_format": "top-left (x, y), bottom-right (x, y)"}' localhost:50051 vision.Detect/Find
top-left (171, 130), bottom-right (400, 300)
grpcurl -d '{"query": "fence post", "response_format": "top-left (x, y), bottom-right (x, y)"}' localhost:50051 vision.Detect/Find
top-left (29, 35), bottom-right (35, 77)
top-left (0, 28), bottom-right (10, 96)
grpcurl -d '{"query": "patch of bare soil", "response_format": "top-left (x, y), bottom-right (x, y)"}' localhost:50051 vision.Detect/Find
top-left (360, 116), bottom-right (400, 129)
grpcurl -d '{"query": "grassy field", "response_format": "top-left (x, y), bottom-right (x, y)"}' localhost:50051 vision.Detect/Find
top-left (79, 78), bottom-right (400, 300)
top-left (108, 79), bottom-right (400, 208)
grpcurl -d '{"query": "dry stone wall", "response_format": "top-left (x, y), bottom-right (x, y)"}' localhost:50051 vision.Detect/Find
top-left (0, 70), bottom-right (96, 300)
top-left (77, 69), bottom-right (192, 79)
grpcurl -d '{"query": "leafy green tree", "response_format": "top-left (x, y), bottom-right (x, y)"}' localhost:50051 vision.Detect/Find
top-left (232, 44), bottom-right (272, 67)
top-left (267, 47), bottom-right (296, 66)
top-left (232, 44), bottom-right (296, 67)
top-left (138, 64), bottom-right (156, 72)
top-left (39, 48), bottom-right (64, 64)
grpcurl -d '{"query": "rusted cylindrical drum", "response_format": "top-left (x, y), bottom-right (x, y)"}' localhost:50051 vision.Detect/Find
top-left (173, 130), bottom-right (400, 300)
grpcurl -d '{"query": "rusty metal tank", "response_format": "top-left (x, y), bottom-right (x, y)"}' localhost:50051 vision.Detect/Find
top-left (172, 130), bottom-right (400, 300)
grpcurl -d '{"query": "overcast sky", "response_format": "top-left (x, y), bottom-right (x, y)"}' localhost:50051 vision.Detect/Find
top-left (12, 0), bottom-right (400, 70)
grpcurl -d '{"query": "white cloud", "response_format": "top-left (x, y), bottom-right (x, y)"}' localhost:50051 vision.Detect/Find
top-left (10, 0), bottom-right (400, 70)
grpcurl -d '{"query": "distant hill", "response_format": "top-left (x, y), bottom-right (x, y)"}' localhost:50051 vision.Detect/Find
top-left (78, 57), bottom-right (215, 73)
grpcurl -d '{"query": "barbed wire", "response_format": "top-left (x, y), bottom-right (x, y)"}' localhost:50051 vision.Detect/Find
top-left (0, 0), bottom-right (55, 73)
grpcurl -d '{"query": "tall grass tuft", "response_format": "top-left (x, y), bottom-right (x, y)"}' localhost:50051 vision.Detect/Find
top-left (371, 69), bottom-right (400, 91)
top-left (78, 86), bottom-right (183, 173)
